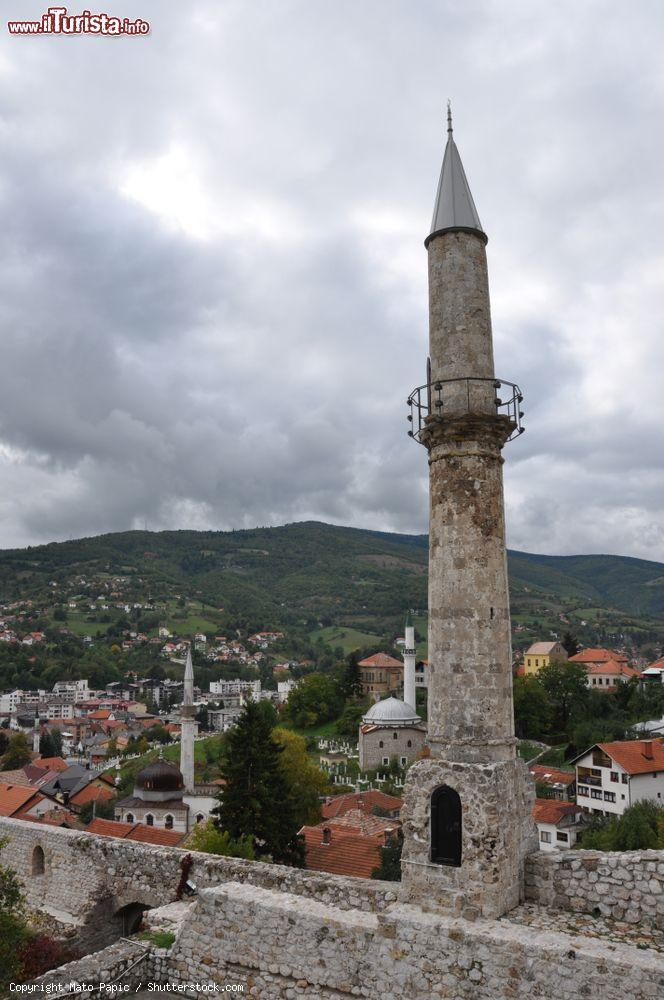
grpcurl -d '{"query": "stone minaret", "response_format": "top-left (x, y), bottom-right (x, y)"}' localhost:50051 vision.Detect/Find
top-left (33, 712), bottom-right (41, 754)
top-left (179, 647), bottom-right (198, 793)
top-left (403, 612), bottom-right (417, 711)
top-left (400, 107), bottom-right (536, 919)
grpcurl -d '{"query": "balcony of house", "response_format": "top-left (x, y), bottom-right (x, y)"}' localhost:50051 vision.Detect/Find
top-left (577, 766), bottom-right (603, 788)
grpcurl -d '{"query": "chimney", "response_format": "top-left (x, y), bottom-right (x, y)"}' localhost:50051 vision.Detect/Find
top-left (643, 741), bottom-right (654, 760)
top-left (321, 827), bottom-right (331, 845)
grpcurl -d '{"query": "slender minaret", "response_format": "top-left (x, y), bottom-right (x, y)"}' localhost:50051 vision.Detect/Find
top-left (179, 647), bottom-right (198, 793)
top-left (403, 612), bottom-right (417, 711)
top-left (401, 106), bottom-right (536, 920)
top-left (33, 712), bottom-right (41, 754)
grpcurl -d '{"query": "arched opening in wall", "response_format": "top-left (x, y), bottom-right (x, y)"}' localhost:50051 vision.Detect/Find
top-left (430, 785), bottom-right (462, 867)
top-left (125, 813), bottom-right (134, 824)
top-left (145, 814), bottom-right (154, 826)
top-left (31, 845), bottom-right (45, 876)
top-left (195, 814), bottom-right (204, 824)
top-left (114, 902), bottom-right (152, 937)
top-left (164, 815), bottom-right (173, 830)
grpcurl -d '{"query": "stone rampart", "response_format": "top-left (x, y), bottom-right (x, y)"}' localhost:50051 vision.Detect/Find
top-left (525, 849), bottom-right (664, 928)
top-left (0, 815), bottom-right (393, 947)
top-left (155, 881), bottom-right (664, 998)
top-left (25, 939), bottom-right (150, 996)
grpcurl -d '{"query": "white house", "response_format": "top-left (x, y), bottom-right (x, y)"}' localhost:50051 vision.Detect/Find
top-left (532, 798), bottom-right (585, 852)
top-left (586, 661), bottom-right (640, 690)
top-left (572, 739), bottom-right (664, 817)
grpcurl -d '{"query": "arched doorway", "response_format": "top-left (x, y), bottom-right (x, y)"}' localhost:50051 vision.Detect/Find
top-left (430, 785), bottom-right (462, 866)
top-left (114, 901), bottom-right (152, 936)
top-left (31, 845), bottom-right (45, 876)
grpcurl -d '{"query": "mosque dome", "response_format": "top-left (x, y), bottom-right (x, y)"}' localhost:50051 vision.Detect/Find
top-left (135, 757), bottom-right (184, 796)
top-left (362, 697), bottom-right (421, 726)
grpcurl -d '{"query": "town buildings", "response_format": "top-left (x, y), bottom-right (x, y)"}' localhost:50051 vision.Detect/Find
top-left (358, 697), bottom-right (426, 771)
top-left (532, 798), bottom-right (584, 852)
top-left (357, 652), bottom-right (403, 699)
top-left (522, 641), bottom-right (567, 675)
top-left (572, 739), bottom-right (664, 816)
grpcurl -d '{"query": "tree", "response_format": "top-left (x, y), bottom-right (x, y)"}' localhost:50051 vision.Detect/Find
top-left (39, 727), bottom-right (63, 758)
top-left (196, 705), bottom-right (209, 731)
top-left (145, 724), bottom-right (171, 744)
top-left (1, 733), bottom-right (32, 770)
top-left (562, 631), bottom-right (579, 658)
top-left (371, 828), bottom-right (403, 882)
top-left (79, 797), bottom-right (116, 824)
top-left (282, 673), bottom-right (344, 730)
top-left (336, 698), bottom-right (370, 738)
top-left (538, 661), bottom-right (588, 734)
top-left (272, 727), bottom-right (329, 826)
top-left (213, 701), bottom-right (304, 866)
top-left (0, 839), bottom-right (30, 991)
top-left (186, 820), bottom-right (255, 858)
top-left (512, 675), bottom-right (553, 740)
top-left (578, 801), bottom-right (662, 851)
top-left (341, 651), bottom-right (364, 699)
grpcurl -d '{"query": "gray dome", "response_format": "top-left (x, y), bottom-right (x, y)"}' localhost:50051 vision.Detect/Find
top-left (362, 697), bottom-right (420, 726)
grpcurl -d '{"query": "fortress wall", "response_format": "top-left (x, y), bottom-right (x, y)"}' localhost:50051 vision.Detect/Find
top-left (0, 816), bottom-right (394, 925)
top-left (155, 881), bottom-right (664, 999)
top-left (525, 849), bottom-right (664, 928)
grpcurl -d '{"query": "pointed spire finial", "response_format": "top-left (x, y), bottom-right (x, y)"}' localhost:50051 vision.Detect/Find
top-left (447, 100), bottom-right (453, 138)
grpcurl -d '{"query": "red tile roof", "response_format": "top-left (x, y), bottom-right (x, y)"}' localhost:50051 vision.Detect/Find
top-left (357, 653), bottom-right (403, 668)
top-left (87, 818), bottom-right (184, 846)
top-left (300, 821), bottom-right (394, 879)
top-left (532, 798), bottom-right (580, 825)
top-left (321, 791), bottom-right (403, 821)
top-left (35, 757), bottom-right (69, 773)
top-left (596, 739), bottom-right (664, 775)
top-left (587, 660), bottom-right (640, 678)
top-left (0, 782), bottom-right (43, 817)
top-left (69, 783), bottom-right (116, 807)
top-left (569, 648), bottom-right (629, 665)
top-left (529, 765), bottom-right (576, 787)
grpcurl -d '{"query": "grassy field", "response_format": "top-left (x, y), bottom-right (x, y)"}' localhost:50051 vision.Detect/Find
top-left (308, 625), bottom-right (382, 654)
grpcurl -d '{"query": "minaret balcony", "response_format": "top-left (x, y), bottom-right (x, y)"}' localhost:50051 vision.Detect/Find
top-left (407, 376), bottom-right (524, 446)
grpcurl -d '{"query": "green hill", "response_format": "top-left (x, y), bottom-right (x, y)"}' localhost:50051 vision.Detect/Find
top-left (1, 522), bottom-right (664, 653)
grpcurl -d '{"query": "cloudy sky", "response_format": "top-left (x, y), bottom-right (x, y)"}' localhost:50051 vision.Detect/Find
top-left (1, 1), bottom-right (663, 558)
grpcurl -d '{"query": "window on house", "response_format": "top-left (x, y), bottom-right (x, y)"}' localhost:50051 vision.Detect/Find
top-left (401, 757), bottom-right (407, 766)
top-left (577, 787), bottom-right (588, 797)
top-left (621, 795), bottom-right (625, 800)
top-left (556, 832), bottom-right (568, 842)
top-left (165, 815), bottom-right (174, 830)
top-left (382, 757), bottom-right (389, 765)
top-left (540, 831), bottom-right (551, 843)
top-left (621, 774), bottom-right (628, 784)
top-left (610, 772), bottom-right (618, 782)
top-left (196, 813), bottom-right (204, 823)
top-left (591, 789), bottom-right (602, 799)
top-left (145, 814), bottom-right (154, 826)
top-left (604, 792), bottom-right (616, 803)
top-left (393, 732), bottom-right (398, 740)
top-left (407, 740), bottom-right (412, 748)
top-left (379, 741), bottom-right (383, 748)
top-left (125, 813), bottom-right (134, 823)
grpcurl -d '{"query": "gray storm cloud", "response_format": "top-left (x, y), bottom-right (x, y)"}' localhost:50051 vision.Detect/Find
top-left (1, 0), bottom-right (664, 558)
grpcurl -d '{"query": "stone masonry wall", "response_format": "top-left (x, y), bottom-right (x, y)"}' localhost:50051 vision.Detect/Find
top-left (25, 939), bottom-right (150, 995)
top-left (157, 881), bottom-right (664, 999)
top-left (525, 849), bottom-right (664, 928)
top-left (0, 815), bottom-right (394, 941)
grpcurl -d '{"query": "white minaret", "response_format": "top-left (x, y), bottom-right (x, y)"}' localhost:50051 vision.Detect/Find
top-left (179, 646), bottom-right (198, 793)
top-left (403, 612), bottom-right (417, 711)
top-left (33, 712), bottom-right (41, 754)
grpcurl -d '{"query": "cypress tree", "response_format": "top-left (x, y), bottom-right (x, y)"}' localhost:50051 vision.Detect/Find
top-left (213, 701), bottom-right (304, 866)
top-left (342, 650), bottom-right (364, 699)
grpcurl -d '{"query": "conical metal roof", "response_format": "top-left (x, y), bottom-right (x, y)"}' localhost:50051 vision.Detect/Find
top-left (425, 105), bottom-right (486, 248)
